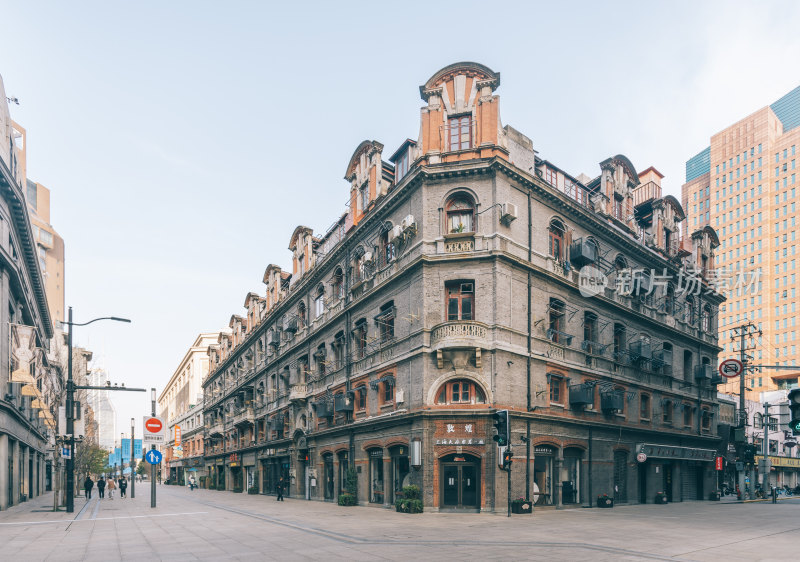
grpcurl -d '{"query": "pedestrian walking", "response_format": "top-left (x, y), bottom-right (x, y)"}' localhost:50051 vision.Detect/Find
top-left (276, 477), bottom-right (285, 501)
top-left (83, 475), bottom-right (94, 500)
top-left (119, 476), bottom-right (128, 498)
top-left (189, 475), bottom-right (196, 491)
top-left (107, 476), bottom-right (116, 499)
top-left (97, 476), bottom-right (106, 499)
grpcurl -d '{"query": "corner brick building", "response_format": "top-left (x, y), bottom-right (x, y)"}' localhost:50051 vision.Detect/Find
top-left (202, 62), bottom-right (724, 511)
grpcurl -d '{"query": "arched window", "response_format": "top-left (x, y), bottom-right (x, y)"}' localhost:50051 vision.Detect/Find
top-left (614, 254), bottom-right (627, 271)
top-left (314, 285), bottom-right (325, 318)
top-left (664, 283), bottom-right (675, 315)
top-left (701, 304), bottom-right (712, 332)
top-left (333, 268), bottom-right (344, 299)
top-left (435, 379), bottom-right (487, 405)
top-left (297, 301), bottom-right (306, 328)
top-left (446, 195), bottom-right (475, 233)
top-left (549, 219), bottom-right (566, 260)
top-left (354, 385), bottom-right (367, 412)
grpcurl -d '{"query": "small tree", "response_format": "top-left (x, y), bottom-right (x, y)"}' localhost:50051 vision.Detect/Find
top-left (338, 467), bottom-right (359, 506)
top-left (74, 443), bottom-right (108, 492)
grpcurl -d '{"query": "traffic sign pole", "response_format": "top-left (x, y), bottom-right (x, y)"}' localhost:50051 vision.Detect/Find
top-left (151, 388), bottom-right (157, 509)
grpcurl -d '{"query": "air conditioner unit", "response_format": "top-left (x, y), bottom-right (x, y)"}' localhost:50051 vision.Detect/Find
top-left (694, 364), bottom-right (714, 381)
top-left (500, 202), bottom-right (518, 225)
top-left (402, 215), bottom-right (415, 229)
top-left (391, 224), bottom-right (403, 240)
top-left (362, 252), bottom-right (373, 264)
top-left (284, 317), bottom-right (298, 333)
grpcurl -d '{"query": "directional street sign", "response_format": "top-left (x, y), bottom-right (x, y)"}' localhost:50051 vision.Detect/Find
top-left (145, 449), bottom-right (163, 465)
top-left (142, 416), bottom-right (166, 445)
top-left (719, 358), bottom-right (743, 379)
top-left (61, 446), bottom-right (71, 459)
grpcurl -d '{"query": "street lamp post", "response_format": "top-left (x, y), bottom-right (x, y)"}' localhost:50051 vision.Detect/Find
top-left (131, 418), bottom-right (136, 499)
top-left (64, 307), bottom-right (131, 513)
top-left (151, 387), bottom-right (157, 509)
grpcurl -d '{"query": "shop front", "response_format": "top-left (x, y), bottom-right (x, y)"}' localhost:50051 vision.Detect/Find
top-left (259, 447), bottom-right (290, 496)
top-left (434, 420), bottom-right (485, 512)
top-left (636, 443), bottom-right (716, 502)
top-left (389, 445), bottom-right (410, 504)
top-left (227, 453), bottom-right (243, 491)
top-left (755, 455), bottom-right (800, 488)
top-left (534, 446), bottom-right (555, 506)
top-left (243, 453), bottom-right (256, 492)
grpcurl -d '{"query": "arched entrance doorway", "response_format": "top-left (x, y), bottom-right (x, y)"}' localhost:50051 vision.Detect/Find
top-left (439, 453), bottom-right (480, 511)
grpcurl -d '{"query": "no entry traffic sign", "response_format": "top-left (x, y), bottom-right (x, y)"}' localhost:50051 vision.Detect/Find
top-left (142, 416), bottom-right (166, 445)
top-left (719, 358), bottom-right (744, 379)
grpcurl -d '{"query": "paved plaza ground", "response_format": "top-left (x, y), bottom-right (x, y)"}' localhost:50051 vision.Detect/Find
top-left (0, 485), bottom-right (797, 561)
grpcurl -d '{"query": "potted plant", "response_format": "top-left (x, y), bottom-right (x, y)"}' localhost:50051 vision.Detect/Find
top-left (511, 497), bottom-right (532, 514)
top-left (233, 486), bottom-right (244, 493)
top-left (709, 490), bottom-right (721, 501)
top-left (248, 486), bottom-right (259, 495)
top-left (597, 494), bottom-right (614, 508)
top-left (655, 492), bottom-right (668, 504)
top-left (208, 482), bottom-right (216, 490)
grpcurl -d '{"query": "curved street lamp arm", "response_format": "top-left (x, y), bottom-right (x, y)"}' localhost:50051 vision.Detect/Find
top-left (65, 316), bottom-right (132, 327)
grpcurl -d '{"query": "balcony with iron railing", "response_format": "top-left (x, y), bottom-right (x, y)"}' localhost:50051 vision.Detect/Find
top-left (232, 407), bottom-right (255, 427)
top-left (207, 420), bottom-right (225, 437)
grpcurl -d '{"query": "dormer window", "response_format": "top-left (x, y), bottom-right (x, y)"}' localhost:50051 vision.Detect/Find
top-left (395, 150), bottom-right (410, 181)
top-left (448, 115), bottom-right (472, 151)
top-left (360, 183), bottom-right (369, 212)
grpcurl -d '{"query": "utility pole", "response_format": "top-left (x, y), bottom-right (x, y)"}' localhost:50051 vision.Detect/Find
top-left (131, 418), bottom-right (136, 499)
top-left (151, 388), bottom-right (157, 509)
top-left (761, 402), bottom-right (771, 492)
top-left (731, 322), bottom-right (760, 500)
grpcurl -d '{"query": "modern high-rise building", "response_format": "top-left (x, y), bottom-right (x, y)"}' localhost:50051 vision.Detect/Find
top-left (86, 369), bottom-right (117, 452)
top-left (683, 85), bottom-right (800, 397)
top-left (26, 181), bottom-right (65, 329)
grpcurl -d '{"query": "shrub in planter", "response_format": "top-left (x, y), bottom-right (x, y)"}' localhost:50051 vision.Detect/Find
top-left (395, 498), bottom-right (423, 513)
top-left (511, 497), bottom-right (532, 514)
top-left (208, 483), bottom-right (216, 490)
top-left (338, 493), bottom-right (357, 506)
top-left (233, 487), bottom-right (244, 493)
top-left (655, 492), bottom-right (668, 504)
top-left (248, 486), bottom-right (259, 495)
top-left (596, 494), bottom-right (614, 508)
top-left (401, 485), bottom-right (421, 500)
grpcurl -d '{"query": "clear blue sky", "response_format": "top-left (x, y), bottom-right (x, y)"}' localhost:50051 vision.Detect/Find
top-left (2, 1), bottom-right (799, 437)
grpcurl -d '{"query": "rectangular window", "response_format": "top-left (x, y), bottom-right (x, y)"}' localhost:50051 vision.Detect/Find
top-left (446, 281), bottom-right (474, 321)
top-left (448, 116), bottom-right (472, 151)
top-left (360, 183), bottom-right (368, 211)
top-left (640, 394), bottom-right (650, 420)
top-left (377, 302), bottom-right (395, 343)
top-left (549, 375), bottom-right (563, 403)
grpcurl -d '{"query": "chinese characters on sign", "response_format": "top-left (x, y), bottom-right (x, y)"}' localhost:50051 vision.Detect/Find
top-left (435, 422), bottom-right (483, 445)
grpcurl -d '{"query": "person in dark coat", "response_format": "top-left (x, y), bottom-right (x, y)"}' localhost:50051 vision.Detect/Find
top-left (97, 476), bottom-right (106, 499)
top-left (83, 476), bottom-right (94, 499)
top-left (119, 476), bottom-right (128, 498)
top-left (276, 477), bottom-right (285, 501)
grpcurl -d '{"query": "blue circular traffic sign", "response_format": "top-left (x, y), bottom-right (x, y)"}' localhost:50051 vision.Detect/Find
top-left (145, 449), bottom-right (163, 465)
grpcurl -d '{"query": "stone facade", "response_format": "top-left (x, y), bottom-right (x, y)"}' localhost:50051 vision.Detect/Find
top-left (0, 74), bottom-right (54, 510)
top-left (201, 62), bottom-right (724, 511)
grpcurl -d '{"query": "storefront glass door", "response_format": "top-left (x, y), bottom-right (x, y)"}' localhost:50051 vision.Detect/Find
top-left (440, 455), bottom-right (480, 510)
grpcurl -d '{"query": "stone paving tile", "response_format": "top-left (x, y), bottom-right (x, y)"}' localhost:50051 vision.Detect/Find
top-left (1, 486), bottom-right (798, 560)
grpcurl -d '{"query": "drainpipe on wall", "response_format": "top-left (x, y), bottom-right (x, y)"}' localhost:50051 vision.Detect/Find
top-left (526, 189), bottom-right (533, 503)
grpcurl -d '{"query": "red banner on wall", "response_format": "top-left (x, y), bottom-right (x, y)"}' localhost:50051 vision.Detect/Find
top-left (715, 456), bottom-right (723, 471)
